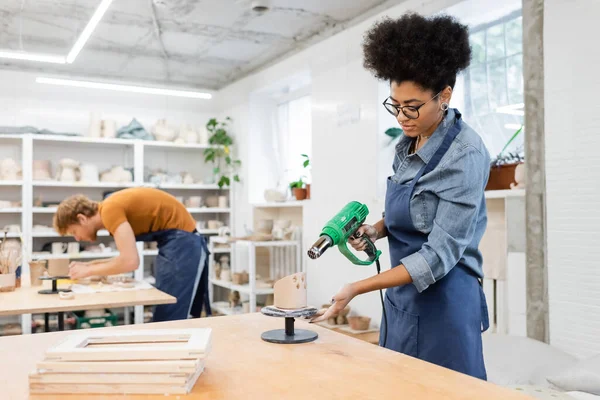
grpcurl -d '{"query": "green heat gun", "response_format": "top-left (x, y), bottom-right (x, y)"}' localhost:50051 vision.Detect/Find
top-left (307, 201), bottom-right (382, 266)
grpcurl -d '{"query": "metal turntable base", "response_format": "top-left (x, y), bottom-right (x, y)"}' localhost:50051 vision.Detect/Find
top-left (260, 306), bottom-right (318, 344)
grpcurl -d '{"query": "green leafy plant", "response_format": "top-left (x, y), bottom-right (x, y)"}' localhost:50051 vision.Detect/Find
top-left (491, 125), bottom-right (525, 167)
top-left (203, 117), bottom-right (242, 188)
top-left (301, 153), bottom-right (310, 168)
top-left (289, 177), bottom-right (305, 189)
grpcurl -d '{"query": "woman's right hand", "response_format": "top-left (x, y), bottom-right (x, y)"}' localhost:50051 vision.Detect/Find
top-left (348, 224), bottom-right (378, 252)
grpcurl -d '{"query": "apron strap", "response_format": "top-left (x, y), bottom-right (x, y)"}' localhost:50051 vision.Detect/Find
top-left (409, 110), bottom-right (463, 188)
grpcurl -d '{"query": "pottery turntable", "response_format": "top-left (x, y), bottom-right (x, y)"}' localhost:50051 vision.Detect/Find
top-left (260, 272), bottom-right (318, 344)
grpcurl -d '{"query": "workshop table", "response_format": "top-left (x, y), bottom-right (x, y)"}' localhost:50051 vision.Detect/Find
top-left (0, 313), bottom-right (533, 400)
top-left (0, 286), bottom-right (176, 331)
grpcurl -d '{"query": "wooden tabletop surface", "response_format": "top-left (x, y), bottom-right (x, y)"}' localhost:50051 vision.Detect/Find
top-left (0, 313), bottom-right (533, 400)
top-left (0, 286), bottom-right (176, 316)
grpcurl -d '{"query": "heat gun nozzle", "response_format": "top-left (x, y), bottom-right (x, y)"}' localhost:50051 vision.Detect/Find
top-left (307, 236), bottom-right (333, 259)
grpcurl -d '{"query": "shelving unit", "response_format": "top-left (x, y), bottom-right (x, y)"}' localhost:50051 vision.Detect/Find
top-left (207, 230), bottom-right (302, 316)
top-left (0, 133), bottom-right (235, 333)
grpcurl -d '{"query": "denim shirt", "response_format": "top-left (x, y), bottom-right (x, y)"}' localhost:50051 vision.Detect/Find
top-left (389, 108), bottom-right (491, 292)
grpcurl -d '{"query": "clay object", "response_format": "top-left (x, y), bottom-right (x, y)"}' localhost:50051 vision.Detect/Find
top-left (198, 126), bottom-right (209, 145)
top-left (100, 166), bottom-right (132, 183)
top-left (56, 158), bottom-right (80, 182)
top-left (179, 124), bottom-right (198, 143)
top-left (273, 272), bottom-right (307, 309)
top-left (256, 219), bottom-right (273, 234)
top-left (0, 158), bottom-right (22, 180)
top-left (79, 163), bottom-right (99, 182)
top-left (88, 112), bottom-right (102, 137)
top-left (510, 163), bottom-right (526, 189)
top-left (152, 119), bottom-right (177, 142)
top-left (264, 188), bottom-right (286, 202)
top-left (232, 271), bottom-right (249, 285)
top-left (229, 290), bottom-right (241, 308)
top-left (32, 160), bottom-right (52, 181)
top-left (347, 316), bottom-right (371, 331)
top-left (182, 172), bottom-right (195, 185)
top-left (102, 120), bottom-right (117, 138)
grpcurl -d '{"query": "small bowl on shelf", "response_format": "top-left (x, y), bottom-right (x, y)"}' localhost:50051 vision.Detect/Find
top-left (347, 316), bottom-right (371, 331)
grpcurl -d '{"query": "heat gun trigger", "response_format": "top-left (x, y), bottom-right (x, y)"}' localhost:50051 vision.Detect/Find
top-left (351, 230), bottom-right (377, 260)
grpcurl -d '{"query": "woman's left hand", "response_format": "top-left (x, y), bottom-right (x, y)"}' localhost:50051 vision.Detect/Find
top-left (310, 283), bottom-right (357, 323)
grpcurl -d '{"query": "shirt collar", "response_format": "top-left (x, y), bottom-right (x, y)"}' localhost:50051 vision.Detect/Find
top-left (395, 108), bottom-right (456, 163)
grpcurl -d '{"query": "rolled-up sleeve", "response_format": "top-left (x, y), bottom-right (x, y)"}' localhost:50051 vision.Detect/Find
top-left (401, 145), bottom-right (488, 292)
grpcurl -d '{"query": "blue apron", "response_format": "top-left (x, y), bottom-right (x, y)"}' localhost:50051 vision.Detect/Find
top-left (136, 229), bottom-right (209, 322)
top-left (382, 109), bottom-right (489, 380)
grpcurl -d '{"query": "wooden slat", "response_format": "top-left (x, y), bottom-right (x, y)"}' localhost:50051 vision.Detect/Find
top-left (36, 359), bottom-right (201, 374)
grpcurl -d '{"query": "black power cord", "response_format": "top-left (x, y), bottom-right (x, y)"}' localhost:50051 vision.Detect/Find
top-left (375, 258), bottom-right (387, 348)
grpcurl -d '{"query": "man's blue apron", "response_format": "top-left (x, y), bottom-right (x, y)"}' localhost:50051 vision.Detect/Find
top-left (382, 109), bottom-right (489, 380)
top-left (135, 229), bottom-right (209, 322)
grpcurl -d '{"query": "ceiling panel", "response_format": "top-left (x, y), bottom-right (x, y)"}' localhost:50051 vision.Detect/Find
top-left (0, 0), bottom-right (404, 90)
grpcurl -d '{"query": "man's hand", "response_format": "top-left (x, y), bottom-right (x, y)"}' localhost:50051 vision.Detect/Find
top-left (68, 261), bottom-right (91, 280)
top-left (310, 283), bottom-right (357, 323)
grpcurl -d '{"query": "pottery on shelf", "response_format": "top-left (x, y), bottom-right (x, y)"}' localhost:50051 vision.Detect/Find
top-left (273, 272), bottom-right (307, 309)
top-left (510, 163), bottom-right (526, 190)
top-left (88, 112), bottom-right (102, 138)
top-left (152, 119), bottom-right (177, 142)
top-left (0, 158), bottom-right (22, 181)
top-left (182, 172), bottom-right (195, 185)
top-left (198, 126), bottom-right (209, 145)
top-left (32, 160), bottom-right (52, 181)
top-left (79, 163), bottom-right (99, 182)
top-left (263, 188), bottom-right (287, 203)
top-left (179, 125), bottom-right (198, 144)
top-left (102, 120), bottom-right (117, 138)
top-left (100, 166), bottom-right (132, 183)
top-left (55, 158), bottom-right (80, 182)
top-left (256, 219), bottom-right (274, 235)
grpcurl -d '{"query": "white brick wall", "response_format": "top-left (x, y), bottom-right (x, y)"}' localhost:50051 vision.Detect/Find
top-left (545, 0), bottom-right (600, 358)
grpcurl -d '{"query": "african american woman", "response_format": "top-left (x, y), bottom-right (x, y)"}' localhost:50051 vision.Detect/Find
top-left (312, 13), bottom-right (491, 380)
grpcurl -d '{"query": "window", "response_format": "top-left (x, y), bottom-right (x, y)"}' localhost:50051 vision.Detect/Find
top-left (461, 11), bottom-right (524, 157)
top-left (276, 95), bottom-right (312, 185)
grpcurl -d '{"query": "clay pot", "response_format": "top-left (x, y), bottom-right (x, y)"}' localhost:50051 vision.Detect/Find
top-left (293, 187), bottom-right (307, 200)
top-left (486, 162), bottom-right (521, 191)
top-left (0, 273), bottom-right (16, 292)
top-left (256, 219), bottom-right (273, 234)
top-left (510, 163), bottom-right (526, 189)
top-left (306, 184), bottom-right (311, 199)
top-left (347, 316), bottom-right (371, 331)
top-left (0, 158), bottom-right (22, 180)
top-left (32, 160), bottom-right (52, 181)
top-left (29, 260), bottom-right (47, 287)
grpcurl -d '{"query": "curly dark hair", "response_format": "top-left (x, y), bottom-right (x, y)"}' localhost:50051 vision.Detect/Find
top-left (362, 13), bottom-right (471, 93)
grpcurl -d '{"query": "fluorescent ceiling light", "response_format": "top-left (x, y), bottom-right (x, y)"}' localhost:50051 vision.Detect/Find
top-left (0, 50), bottom-right (65, 64)
top-left (66, 0), bottom-right (113, 63)
top-left (36, 77), bottom-right (212, 99)
top-left (496, 103), bottom-right (525, 116)
top-left (504, 123), bottom-right (523, 130)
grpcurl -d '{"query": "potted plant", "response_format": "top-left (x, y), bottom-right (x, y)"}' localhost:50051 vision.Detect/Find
top-left (203, 117), bottom-right (242, 188)
top-left (486, 125), bottom-right (524, 191)
top-left (301, 154), bottom-right (311, 199)
top-left (289, 177), bottom-right (307, 200)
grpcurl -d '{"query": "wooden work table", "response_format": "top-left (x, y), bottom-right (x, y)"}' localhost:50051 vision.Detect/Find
top-left (0, 286), bottom-right (176, 316)
top-left (0, 313), bottom-right (533, 400)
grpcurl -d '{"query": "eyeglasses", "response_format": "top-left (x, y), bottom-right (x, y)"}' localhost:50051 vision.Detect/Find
top-left (382, 90), bottom-right (442, 119)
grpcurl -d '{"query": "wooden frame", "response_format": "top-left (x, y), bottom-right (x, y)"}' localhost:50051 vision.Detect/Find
top-left (44, 328), bottom-right (212, 362)
top-left (36, 359), bottom-right (201, 374)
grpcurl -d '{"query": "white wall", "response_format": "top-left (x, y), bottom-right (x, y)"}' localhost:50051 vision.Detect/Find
top-left (0, 70), bottom-right (216, 137)
top-left (545, 0), bottom-right (600, 358)
top-left (216, 0), bottom-right (463, 324)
